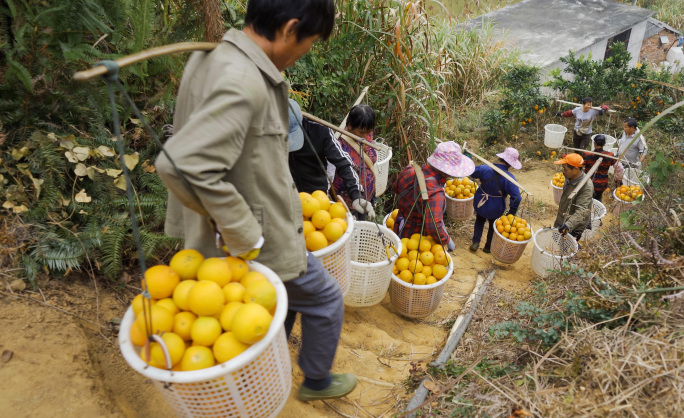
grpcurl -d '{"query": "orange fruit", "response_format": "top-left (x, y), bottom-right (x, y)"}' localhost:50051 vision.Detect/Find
top-left (421, 265), bottom-right (432, 277)
top-left (396, 257), bottom-right (410, 271)
top-left (431, 243), bottom-right (444, 254)
top-left (243, 279), bottom-right (277, 312)
top-left (172, 279), bottom-right (195, 311)
top-left (323, 222), bottom-right (344, 242)
top-left (225, 256), bottom-right (249, 282)
top-left (197, 258), bottom-right (232, 287)
top-left (173, 311), bottom-right (197, 341)
top-left (135, 304), bottom-right (174, 334)
top-left (497, 225), bottom-right (504, 233)
top-left (398, 270), bottom-right (413, 282)
top-left (306, 231), bottom-right (328, 252)
top-left (143, 265), bottom-right (180, 300)
top-left (523, 231), bottom-right (532, 240)
top-left (180, 346), bottom-right (215, 371)
top-left (407, 259), bottom-right (423, 273)
top-left (301, 196), bottom-right (321, 218)
top-left (213, 332), bottom-right (250, 364)
top-left (223, 282), bottom-right (246, 303)
top-left (419, 240), bottom-right (432, 252)
top-left (191, 316), bottom-right (222, 346)
top-left (433, 264), bottom-right (448, 279)
top-left (156, 298), bottom-right (180, 316)
top-left (219, 301), bottom-right (244, 331)
top-left (150, 332), bottom-right (185, 367)
top-left (140, 347), bottom-right (163, 368)
top-left (330, 217), bottom-right (347, 232)
top-left (407, 239), bottom-right (419, 251)
top-left (386, 217), bottom-right (395, 229)
top-left (129, 320), bottom-right (148, 346)
top-left (517, 235), bottom-right (525, 242)
top-left (420, 251), bottom-right (434, 266)
top-left (407, 250), bottom-right (419, 260)
top-left (328, 202), bottom-right (347, 219)
top-left (311, 209), bottom-right (332, 229)
top-left (132, 293), bottom-right (155, 317)
top-left (187, 281), bottom-right (225, 316)
top-left (391, 209), bottom-right (399, 219)
top-left (169, 249), bottom-right (205, 280)
top-left (426, 276), bottom-right (437, 285)
top-left (413, 273), bottom-right (427, 285)
top-left (240, 271), bottom-right (267, 287)
top-left (302, 221), bottom-right (316, 238)
top-left (311, 191), bottom-right (331, 211)
top-left (232, 303), bottom-right (273, 344)
top-left (434, 251), bottom-right (447, 266)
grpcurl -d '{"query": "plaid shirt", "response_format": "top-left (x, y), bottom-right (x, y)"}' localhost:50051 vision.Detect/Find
top-left (392, 164), bottom-right (450, 245)
top-left (583, 148), bottom-right (614, 193)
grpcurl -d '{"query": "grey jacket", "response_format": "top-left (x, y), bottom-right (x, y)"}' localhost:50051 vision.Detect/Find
top-left (156, 29), bottom-right (308, 281)
top-left (554, 172), bottom-right (593, 232)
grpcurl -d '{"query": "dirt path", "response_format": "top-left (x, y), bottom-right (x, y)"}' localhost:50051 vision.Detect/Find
top-left (0, 161), bottom-right (568, 417)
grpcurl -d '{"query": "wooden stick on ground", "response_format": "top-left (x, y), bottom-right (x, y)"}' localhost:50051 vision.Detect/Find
top-left (568, 158), bottom-right (602, 199)
top-left (462, 146), bottom-right (533, 196)
top-left (556, 99), bottom-right (617, 113)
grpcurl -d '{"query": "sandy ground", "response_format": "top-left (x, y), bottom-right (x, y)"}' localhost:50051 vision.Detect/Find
top-left (0, 161), bottom-right (589, 417)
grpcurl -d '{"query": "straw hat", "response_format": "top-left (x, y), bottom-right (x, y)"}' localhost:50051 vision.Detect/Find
top-left (427, 141), bottom-right (475, 178)
top-left (496, 147), bottom-right (522, 170)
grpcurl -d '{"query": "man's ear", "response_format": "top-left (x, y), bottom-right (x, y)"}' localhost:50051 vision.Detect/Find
top-left (279, 18), bottom-right (300, 41)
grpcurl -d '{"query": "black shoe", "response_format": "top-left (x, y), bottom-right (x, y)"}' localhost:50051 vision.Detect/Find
top-left (482, 246), bottom-right (491, 254)
top-left (469, 242), bottom-right (479, 252)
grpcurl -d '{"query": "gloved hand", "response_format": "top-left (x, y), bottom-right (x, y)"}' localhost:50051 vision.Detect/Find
top-left (558, 224), bottom-right (570, 235)
top-left (352, 198), bottom-right (375, 219)
top-left (447, 237), bottom-right (456, 252)
top-left (555, 111), bottom-right (562, 117)
top-left (600, 104), bottom-right (610, 111)
top-left (221, 236), bottom-right (264, 260)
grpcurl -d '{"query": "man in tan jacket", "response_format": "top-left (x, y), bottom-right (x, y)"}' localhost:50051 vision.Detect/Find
top-left (156, 0), bottom-right (356, 402)
top-left (553, 153), bottom-right (594, 241)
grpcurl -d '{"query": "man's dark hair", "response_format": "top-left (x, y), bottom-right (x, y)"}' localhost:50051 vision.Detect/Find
top-left (582, 97), bottom-right (593, 104)
top-left (593, 134), bottom-right (606, 146)
top-left (347, 105), bottom-right (375, 131)
top-left (624, 118), bottom-right (638, 128)
top-left (245, 0), bottom-right (335, 41)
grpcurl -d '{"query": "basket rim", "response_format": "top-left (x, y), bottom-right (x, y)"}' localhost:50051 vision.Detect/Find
top-left (444, 190), bottom-right (475, 202)
top-left (118, 261), bottom-right (288, 383)
top-left (550, 179), bottom-right (564, 190)
top-left (312, 209), bottom-right (355, 257)
top-left (532, 227), bottom-right (578, 256)
top-left (350, 221), bottom-right (403, 268)
top-left (493, 221), bottom-right (533, 244)
top-left (376, 147), bottom-right (392, 165)
top-left (390, 259), bottom-right (454, 289)
top-left (544, 123), bottom-right (568, 133)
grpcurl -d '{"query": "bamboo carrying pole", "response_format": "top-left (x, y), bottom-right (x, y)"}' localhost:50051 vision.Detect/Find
top-left (301, 111), bottom-right (383, 151)
top-left (568, 158), bottom-right (602, 199)
top-left (555, 99), bottom-right (617, 113)
top-left (561, 146), bottom-right (620, 161)
top-left (403, 271), bottom-right (495, 418)
top-left (335, 86), bottom-right (369, 140)
top-left (462, 146), bottom-right (533, 196)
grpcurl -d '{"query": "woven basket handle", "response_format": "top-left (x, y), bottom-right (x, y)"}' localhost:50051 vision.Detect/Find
top-left (411, 161), bottom-right (429, 201)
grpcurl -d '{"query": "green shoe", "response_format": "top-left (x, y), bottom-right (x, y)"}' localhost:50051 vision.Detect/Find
top-left (469, 241), bottom-right (479, 252)
top-left (297, 373), bottom-right (357, 402)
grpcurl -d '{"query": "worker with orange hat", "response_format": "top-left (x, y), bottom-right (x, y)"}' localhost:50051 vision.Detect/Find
top-left (553, 153), bottom-right (594, 241)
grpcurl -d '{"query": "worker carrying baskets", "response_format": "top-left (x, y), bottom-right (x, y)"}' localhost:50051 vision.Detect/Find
top-left (392, 141), bottom-right (475, 251)
top-left (552, 153), bottom-right (594, 242)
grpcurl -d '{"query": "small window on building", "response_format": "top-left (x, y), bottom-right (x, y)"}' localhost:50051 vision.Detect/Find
top-left (605, 29), bottom-right (632, 60)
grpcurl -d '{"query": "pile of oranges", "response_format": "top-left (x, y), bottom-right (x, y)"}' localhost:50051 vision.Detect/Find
top-left (551, 172), bottom-right (565, 188)
top-left (495, 214), bottom-right (532, 242)
top-left (392, 234), bottom-right (451, 285)
top-left (615, 184), bottom-right (643, 202)
top-left (129, 249), bottom-right (276, 372)
top-left (300, 190), bottom-right (349, 252)
top-left (385, 208), bottom-right (399, 229)
top-left (445, 177), bottom-right (478, 200)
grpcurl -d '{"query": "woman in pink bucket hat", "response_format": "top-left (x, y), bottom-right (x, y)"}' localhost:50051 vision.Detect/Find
top-left (469, 147), bottom-right (522, 253)
top-left (392, 141), bottom-right (475, 251)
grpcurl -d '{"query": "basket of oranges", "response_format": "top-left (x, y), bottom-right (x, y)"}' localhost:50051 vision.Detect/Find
top-left (612, 185), bottom-right (644, 216)
top-left (389, 234), bottom-right (453, 318)
top-left (344, 221), bottom-right (403, 307)
top-left (119, 252), bottom-right (291, 418)
top-left (301, 191), bottom-right (355, 297)
top-left (384, 208), bottom-right (399, 230)
top-left (490, 214), bottom-right (534, 264)
top-left (444, 177), bottom-right (477, 220)
top-left (551, 173), bottom-right (565, 205)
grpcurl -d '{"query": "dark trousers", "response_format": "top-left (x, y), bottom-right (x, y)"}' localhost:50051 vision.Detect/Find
top-left (573, 130), bottom-right (591, 150)
top-left (593, 190), bottom-right (604, 201)
top-left (284, 252), bottom-right (344, 381)
top-left (472, 214), bottom-right (495, 248)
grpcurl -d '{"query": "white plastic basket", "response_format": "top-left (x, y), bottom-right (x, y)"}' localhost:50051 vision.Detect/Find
top-left (580, 199), bottom-right (607, 241)
top-left (312, 210), bottom-right (355, 297)
top-left (612, 189), bottom-right (644, 216)
top-left (531, 228), bottom-right (579, 278)
top-left (374, 143), bottom-right (392, 197)
top-left (490, 225), bottom-right (533, 264)
top-left (544, 124), bottom-right (567, 148)
top-left (622, 168), bottom-right (650, 187)
top-left (551, 180), bottom-right (563, 205)
top-left (591, 134), bottom-right (616, 150)
top-left (445, 192), bottom-right (475, 220)
top-left (345, 221), bottom-right (402, 307)
top-left (383, 213), bottom-right (391, 228)
top-left (389, 261), bottom-right (453, 318)
top-left (118, 262), bottom-right (291, 418)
